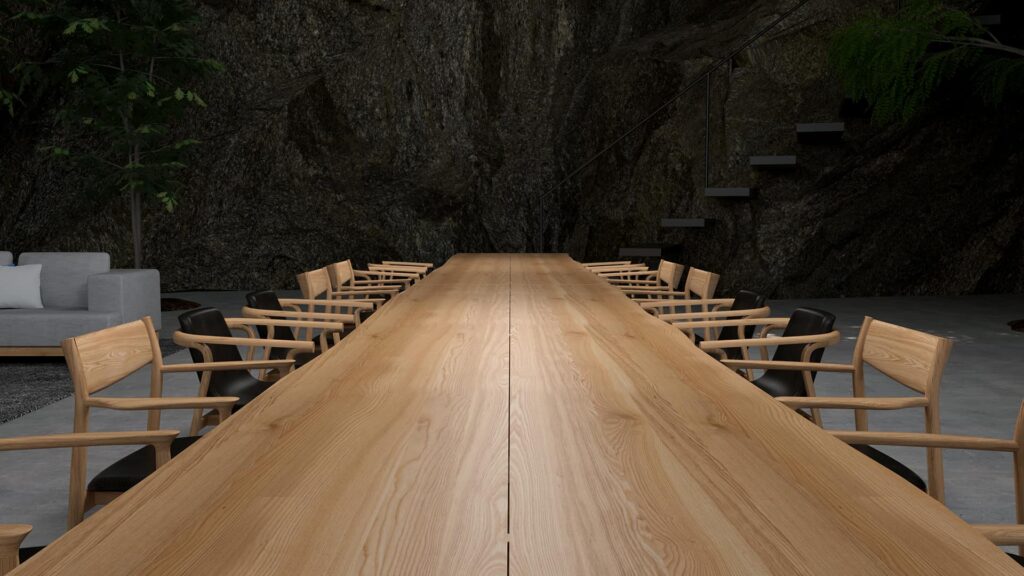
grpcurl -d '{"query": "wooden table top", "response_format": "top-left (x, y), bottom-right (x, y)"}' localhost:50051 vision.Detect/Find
top-left (13, 254), bottom-right (1020, 574)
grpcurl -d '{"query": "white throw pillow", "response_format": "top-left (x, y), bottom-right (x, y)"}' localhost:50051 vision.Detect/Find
top-left (0, 264), bottom-right (44, 309)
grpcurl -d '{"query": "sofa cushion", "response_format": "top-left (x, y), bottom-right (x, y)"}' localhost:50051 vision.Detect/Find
top-left (17, 252), bottom-right (110, 309)
top-left (0, 308), bottom-right (121, 347)
top-left (0, 265), bottom-right (44, 309)
top-left (0, 251), bottom-right (12, 266)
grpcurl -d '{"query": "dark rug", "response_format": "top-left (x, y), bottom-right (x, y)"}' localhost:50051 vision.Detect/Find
top-left (0, 339), bottom-right (184, 424)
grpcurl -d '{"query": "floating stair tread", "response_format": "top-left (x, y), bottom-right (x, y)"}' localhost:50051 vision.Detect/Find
top-left (661, 218), bottom-right (706, 228)
top-left (619, 247), bottom-right (662, 258)
top-left (796, 122), bottom-right (845, 134)
top-left (750, 155), bottom-right (797, 167)
top-left (705, 187), bottom-right (752, 198)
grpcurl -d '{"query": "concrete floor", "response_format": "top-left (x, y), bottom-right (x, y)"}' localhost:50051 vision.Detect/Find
top-left (1, 291), bottom-right (1022, 551)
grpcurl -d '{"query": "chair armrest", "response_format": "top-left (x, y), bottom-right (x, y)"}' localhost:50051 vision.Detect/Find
top-left (173, 331), bottom-right (315, 352)
top-left (87, 269), bottom-right (161, 329)
top-left (354, 270), bottom-right (415, 281)
top-left (0, 523), bottom-right (33, 565)
top-left (382, 261), bottom-right (434, 269)
top-left (0, 430), bottom-right (179, 451)
top-left (975, 524), bottom-right (1024, 546)
top-left (242, 306), bottom-right (358, 325)
top-left (721, 360), bottom-right (855, 373)
top-left (582, 261), bottom-right (632, 268)
top-left (280, 298), bottom-right (375, 311)
top-left (777, 396), bottom-right (929, 410)
top-left (226, 317), bottom-right (349, 332)
top-left (830, 430), bottom-right (1016, 452)
top-left (629, 291), bottom-right (695, 300)
top-left (368, 264), bottom-right (426, 276)
top-left (331, 289), bottom-right (396, 298)
top-left (86, 397), bottom-right (240, 412)
top-left (161, 360), bottom-right (295, 373)
top-left (697, 325), bottom-right (827, 348)
top-left (664, 307), bottom-right (771, 322)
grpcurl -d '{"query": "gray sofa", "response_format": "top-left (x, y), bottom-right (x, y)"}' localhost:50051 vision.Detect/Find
top-left (0, 252), bottom-right (160, 355)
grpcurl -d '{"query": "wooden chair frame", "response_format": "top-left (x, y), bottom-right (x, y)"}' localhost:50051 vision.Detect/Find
top-left (768, 317), bottom-right (952, 502)
top-left (241, 305), bottom-right (354, 364)
top-left (62, 317), bottom-right (246, 527)
top-left (0, 430), bottom-right (179, 574)
top-left (314, 265), bottom-right (397, 308)
top-left (830, 400), bottom-right (1024, 554)
top-left (696, 316), bottom-right (842, 426)
top-left (328, 260), bottom-right (415, 291)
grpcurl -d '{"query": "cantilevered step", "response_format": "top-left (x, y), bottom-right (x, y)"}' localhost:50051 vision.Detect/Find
top-left (705, 187), bottom-right (752, 198)
top-left (660, 218), bottom-right (706, 228)
top-left (750, 155), bottom-right (797, 168)
top-left (618, 247), bottom-right (662, 258)
top-left (797, 122), bottom-right (845, 143)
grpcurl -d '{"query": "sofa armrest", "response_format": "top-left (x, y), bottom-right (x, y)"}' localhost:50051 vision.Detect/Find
top-left (88, 269), bottom-right (162, 330)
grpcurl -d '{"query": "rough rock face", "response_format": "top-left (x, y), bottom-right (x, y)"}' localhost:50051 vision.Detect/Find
top-left (1, 0), bottom-right (1021, 296)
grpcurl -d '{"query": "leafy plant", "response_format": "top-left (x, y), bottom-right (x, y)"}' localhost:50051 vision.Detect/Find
top-left (830, 0), bottom-right (1024, 124)
top-left (3, 0), bottom-right (221, 267)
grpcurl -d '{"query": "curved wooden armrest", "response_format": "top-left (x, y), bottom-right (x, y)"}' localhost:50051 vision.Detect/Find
top-left (699, 329), bottom-right (837, 350)
top-left (242, 306), bottom-right (358, 324)
top-left (280, 298), bottom-right (375, 310)
top-left (721, 360), bottom-right (854, 373)
top-left (975, 524), bottom-right (1024, 546)
top-left (174, 332), bottom-right (315, 352)
top-left (830, 430), bottom-right (1017, 452)
top-left (382, 261), bottom-right (434, 269)
top-left (664, 307), bottom-right (771, 322)
top-left (227, 317), bottom-right (349, 331)
top-left (0, 523), bottom-right (33, 563)
top-left (334, 286), bottom-right (399, 295)
top-left (591, 265), bottom-right (648, 273)
top-left (640, 297), bottom-right (734, 308)
top-left (368, 264), bottom-right (426, 275)
top-left (778, 396), bottom-right (929, 410)
top-left (354, 270), bottom-right (416, 281)
top-left (161, 360), bottom-right (295, 373)
top-left (599, 269), bottom-right (651, 276)
top-left (0, 430), bottom-right (179, 451)
top-left (606, 277), bottom-right (657, 284)
top-left (681, 317), bottom-right (791, 331)
top-left (87, 397), bottom-right (240, 411)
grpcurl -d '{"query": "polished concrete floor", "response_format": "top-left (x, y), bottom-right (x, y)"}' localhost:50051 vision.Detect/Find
top-left (1, 291), bottom-right (1022, 551)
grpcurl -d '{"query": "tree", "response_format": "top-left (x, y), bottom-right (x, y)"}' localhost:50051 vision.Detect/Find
top-left (830, 0), bottom-right (1024, 125)
top-left (2, 0), bottom-right (220, 268)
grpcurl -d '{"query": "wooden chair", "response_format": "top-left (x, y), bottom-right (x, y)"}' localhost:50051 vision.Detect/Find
top-left (764, 317), bottom-right (952, 502)
top-left (697, 308), bottom-right (840, 423)
top-left (368, 262), bottom-right (429, 279)
top-left (303, 266), bottom-right (390, 310)
top-left (329, 260), bottom-right (417, 291)
top-left (61, 317), bottom-right (242, 527)
top-left (174, 308), bottom-right (313, 435)
top-left (380, 260), bottom-right (434, 273)
top-left (0, 429), bottom-right (179, 573)
top-left (581, 260), bottom-right (633, 269)
top-left (830, 399), bottom-right (1024, 565)
top-left (604, 260), bottom-right (686, 292)
top-left (623, 266), bottom-right (720, 304)
top-left (243, 290), bottom-right (356, 370)
top-left (661, 290), bottom-right (771, 353)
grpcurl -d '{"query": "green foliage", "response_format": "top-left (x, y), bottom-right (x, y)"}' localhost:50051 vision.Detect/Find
top-left (2, 0), bottom-right (221, 212)
top-left (830, 0), bottom-right (1024, 124)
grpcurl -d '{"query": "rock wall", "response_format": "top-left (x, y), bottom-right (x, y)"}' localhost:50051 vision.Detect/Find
top-left (1, 0), bottom-right (1021, 295)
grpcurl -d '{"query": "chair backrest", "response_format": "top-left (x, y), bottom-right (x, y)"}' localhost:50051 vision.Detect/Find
top-left (684, 267), bottom-right (719, 300)
top-left (326, 260), bottom-right (354, 290)
top-left (62, 318), bottom-right (158, 397)
top-left (763, 308), bottom-right (836, 388)
top-left (658, 261), bottom-right (685, 290)
top-left (717, 290), bottom-right (768, 349)
top-left (245, 290), bottom-right (297, 345)
top-left (298, 268), bottom-right (333, 299)
top-left (178, 308), bottom-right (248, 388)
top-left (856, 317), bottom-right (952, 396)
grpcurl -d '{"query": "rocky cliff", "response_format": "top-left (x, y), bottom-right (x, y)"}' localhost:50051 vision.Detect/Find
top-left (1, 0), bottom-right (1021, 295)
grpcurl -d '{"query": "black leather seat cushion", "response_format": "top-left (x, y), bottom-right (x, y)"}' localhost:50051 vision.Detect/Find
top-left (19, 546), bottom-right (45, 563)
top-left (88, 436), bottom-right (201, 493)
top-left (209, 371), bottom-right (273, 410)
top-left (752, 369), bottom-right (807, 397)
top-left (752, 307), bottom-right (836, 398)
top-left (852, 444), bottom-right (927, 493)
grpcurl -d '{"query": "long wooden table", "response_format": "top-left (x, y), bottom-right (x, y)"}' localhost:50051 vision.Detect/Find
top-left (13, 254), bottom-right (1021, 574)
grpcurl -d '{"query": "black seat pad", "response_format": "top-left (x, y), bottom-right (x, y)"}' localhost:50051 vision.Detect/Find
top-left (88, 436), bottom-right (201, 493)
top-left (752, 370), bottom-right (806, 397)
top-left (209, 372), bottom-right (274, 410)
top-left (852, 444), bottom-right (927, 493)
top-left (19, 546), bottom-right (45, 563)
